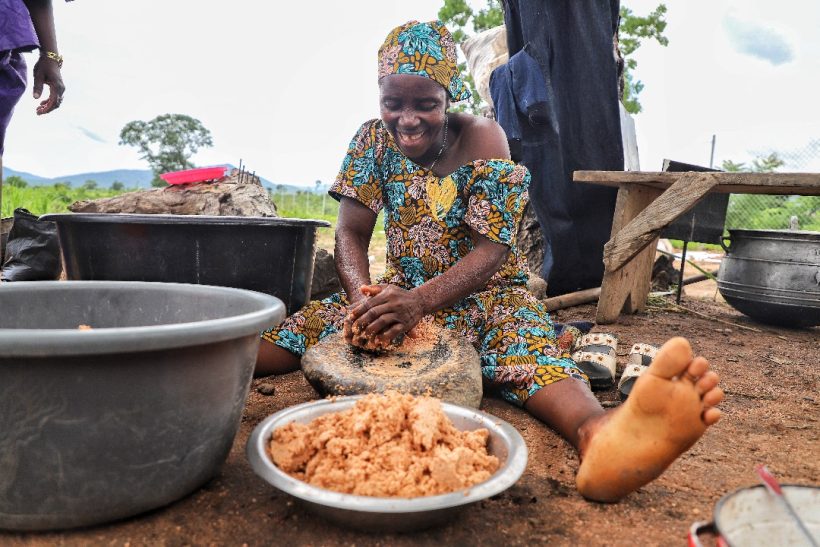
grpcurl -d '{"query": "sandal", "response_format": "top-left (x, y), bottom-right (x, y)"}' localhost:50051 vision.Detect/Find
top-left (572, 333), bottom-right (618, 390)
top-left (617, 343), bottom-right (659, 400)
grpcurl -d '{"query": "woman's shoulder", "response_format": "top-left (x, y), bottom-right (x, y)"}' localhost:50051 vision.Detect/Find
top-left (450, 113), bottom-right (510, 162)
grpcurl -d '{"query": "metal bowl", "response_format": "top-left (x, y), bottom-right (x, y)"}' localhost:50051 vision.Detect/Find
top-left (247, 396), bottom-right (528, 533)
top-left (0, 281), bottom-right (285, 531)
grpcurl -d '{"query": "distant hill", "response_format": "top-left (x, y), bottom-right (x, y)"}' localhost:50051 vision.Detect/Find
top-left (3, 165), bottom-right (304, 192)
top-left (2, 167), bottom-right (51, 185)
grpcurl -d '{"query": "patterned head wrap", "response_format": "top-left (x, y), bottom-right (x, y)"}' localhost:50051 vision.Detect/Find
top-left (378, 20), bottom-right (471, 102)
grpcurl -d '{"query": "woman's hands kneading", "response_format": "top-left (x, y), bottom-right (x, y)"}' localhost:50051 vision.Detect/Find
top-left (343, 284), bottom-right (426, 352)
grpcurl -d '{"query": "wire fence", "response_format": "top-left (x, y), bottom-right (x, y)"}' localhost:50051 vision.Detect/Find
top-left (269, 190), bottom-right (339, 223)
top-left (724, 141), bottom-right (820, 232)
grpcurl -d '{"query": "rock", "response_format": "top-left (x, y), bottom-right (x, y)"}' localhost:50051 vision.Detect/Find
top-left (256, 383), bottom-right (276, 396)
top-left (651, 254), bottom-right (680, 291)
top-left (310, 248), bottom-right (341, 301)
top-left (302, 322), bottom-right (483, 408)
top-left (527, 274), bottom-right (548, 300)
top-left (69, 171), bottom-right (278, 217)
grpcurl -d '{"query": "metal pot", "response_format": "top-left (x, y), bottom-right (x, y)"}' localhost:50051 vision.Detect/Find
top-left (717, 229), bottom-right (820, 327)
top-left (688, 485), bottom-right (819, 547)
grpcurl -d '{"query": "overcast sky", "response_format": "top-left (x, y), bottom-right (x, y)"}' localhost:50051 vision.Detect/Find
top-left (4, 0), bottom-right (819, 186)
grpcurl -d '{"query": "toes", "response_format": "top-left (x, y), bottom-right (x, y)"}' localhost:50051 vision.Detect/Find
top-left (695, 370), bottom-right (720, 395)
top-left (703, 386), bottom-right (724, 408)
top-left (703, 407), bottom-right (722, 426)
top-left (686, 356), bottom-right (710, 381)
top-left (647, 337), bottom-right (693, 379)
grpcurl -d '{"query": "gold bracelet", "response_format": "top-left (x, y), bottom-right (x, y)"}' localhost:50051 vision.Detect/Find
top-left (41, 50), bottom-right (63, 69)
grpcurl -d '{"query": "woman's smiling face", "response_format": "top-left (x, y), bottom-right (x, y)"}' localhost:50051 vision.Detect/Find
top-left (379, 74), bottom-right (448, 165)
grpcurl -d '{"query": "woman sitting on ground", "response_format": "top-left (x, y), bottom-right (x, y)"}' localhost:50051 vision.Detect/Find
top-left (256, 20), bottom-right (724, 502)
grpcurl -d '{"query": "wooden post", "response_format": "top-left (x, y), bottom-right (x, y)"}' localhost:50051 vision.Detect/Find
top-left (596, 183), bottom-right (663, 324)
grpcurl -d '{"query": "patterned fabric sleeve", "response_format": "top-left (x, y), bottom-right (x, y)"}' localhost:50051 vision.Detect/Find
top-left (329, 119), bottom-right (385, 214)
top-left (464, 159), bottom-right (531, 246)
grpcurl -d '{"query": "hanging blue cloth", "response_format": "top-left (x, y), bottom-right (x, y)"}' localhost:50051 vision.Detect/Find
top-left (493, 0), bottom-right (623, 296)
top-left (491, 47), bottom-right (558, 145)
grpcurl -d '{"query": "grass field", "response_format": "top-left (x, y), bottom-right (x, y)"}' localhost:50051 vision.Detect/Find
top-left (1, 184), bottom-right (127, 217)
top-left (271, 191), bottom-right (387, 277)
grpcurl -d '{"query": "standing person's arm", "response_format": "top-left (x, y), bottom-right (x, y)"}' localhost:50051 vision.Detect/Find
top-left (23, 0), bottom-right (65, 114)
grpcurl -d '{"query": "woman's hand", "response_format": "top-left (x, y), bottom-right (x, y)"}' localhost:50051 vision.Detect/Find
top-left (345, 284), bottom-right (426, 348)
top-left (32, 55), bottom-right (64, 115)
top-left (342, 286), bottom-right (381, 349)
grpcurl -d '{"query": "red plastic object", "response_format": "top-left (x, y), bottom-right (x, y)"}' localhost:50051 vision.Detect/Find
top-left (159, 166), bottom-right (227, 185)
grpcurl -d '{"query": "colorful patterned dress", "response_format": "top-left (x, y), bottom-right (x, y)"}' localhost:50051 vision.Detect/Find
top-left (262, 119), bottom-right (587, 406)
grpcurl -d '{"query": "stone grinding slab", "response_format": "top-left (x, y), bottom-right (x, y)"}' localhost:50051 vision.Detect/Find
top-left (301, 323), bottom-right (483, 408)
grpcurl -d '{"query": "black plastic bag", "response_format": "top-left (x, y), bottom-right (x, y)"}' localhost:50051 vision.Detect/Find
top-left (1, 208), bottom-right (62, 281)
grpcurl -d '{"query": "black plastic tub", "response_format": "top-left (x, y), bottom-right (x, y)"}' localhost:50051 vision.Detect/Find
top-left (41, 213), bottom-right (330, 314)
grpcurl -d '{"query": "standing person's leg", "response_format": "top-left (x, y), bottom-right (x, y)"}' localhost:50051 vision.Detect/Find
top-left (0, 51), bottom-right (30, 264)
top-left (1, 155), bottom-right (4, 266)
top-left (525, 337), bottom-right (723, 502)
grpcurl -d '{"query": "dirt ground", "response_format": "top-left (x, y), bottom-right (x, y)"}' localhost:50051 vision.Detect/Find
top-left (3, 281), bottom-right (818, 546)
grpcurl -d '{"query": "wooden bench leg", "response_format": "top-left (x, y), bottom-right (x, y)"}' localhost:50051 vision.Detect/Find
top-left (596, 184), bottom-right (663, 324)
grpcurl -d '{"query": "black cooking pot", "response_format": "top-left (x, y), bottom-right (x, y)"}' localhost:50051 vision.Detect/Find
top-left (717, 229), bottom-right (820, 327)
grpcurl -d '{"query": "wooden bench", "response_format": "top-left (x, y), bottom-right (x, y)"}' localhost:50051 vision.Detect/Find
top-left (573, 171), bottom-right (820, 324)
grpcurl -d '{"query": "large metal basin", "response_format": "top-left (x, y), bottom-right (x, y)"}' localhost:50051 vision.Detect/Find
top-left (717, 229), bottom-right (820, 327)
top-left (0, 281), bottom-right (285, 531)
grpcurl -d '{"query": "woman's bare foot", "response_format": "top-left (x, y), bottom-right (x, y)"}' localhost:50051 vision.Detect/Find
top-left (575, 337), bottom-right (724, 502)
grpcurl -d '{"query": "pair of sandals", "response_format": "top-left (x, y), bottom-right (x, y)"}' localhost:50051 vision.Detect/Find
top-left (571, 334), bottom-right (658, 400)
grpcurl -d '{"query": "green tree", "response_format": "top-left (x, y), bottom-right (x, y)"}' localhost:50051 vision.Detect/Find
top-left (438, 1), bottom-right (667, 115)
top-left (721, 152), bottom-right (785, 174)
top-left (438, 0), bottom-right (503, 114)
top-left (111, 181), bottom-right (125, 191)
top-left (82, 179), bottom-right (98, 190)
top-left (720, 159), bottom-right (746, 173)
top-left (618, 4), bottom-right (668, 114)
top-left (119, 114), bottom-right (214, 187)
top-left (5, 175), bottom-right (28, 188)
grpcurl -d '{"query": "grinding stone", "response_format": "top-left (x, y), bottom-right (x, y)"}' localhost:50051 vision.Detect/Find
top-left (301, 323), bottom-right (483, 408)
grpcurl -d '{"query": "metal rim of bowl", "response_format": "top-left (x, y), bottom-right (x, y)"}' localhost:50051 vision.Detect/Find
top-left (0, 281), bottom-right (285, 357)
top-left (40, 212), bottom-right (331, 228)
top-left (713, 484), bottom-right (820, 546)
top-left (246, 396), bottom-right (529, 514)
